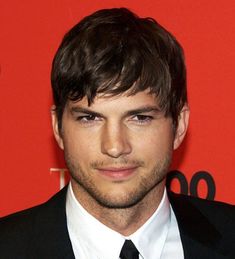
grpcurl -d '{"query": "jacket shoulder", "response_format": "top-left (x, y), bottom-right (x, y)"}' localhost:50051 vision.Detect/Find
top-left (169, 191), bottom-right (235, 221)
top-left (0, 187), bottom-right (66, 233)
top-left (0, 200), bottom-right (48, 243)
top-left (0, 187), bottom-right (70, 259)
top-left (168, 192), bottom-right (235, 257)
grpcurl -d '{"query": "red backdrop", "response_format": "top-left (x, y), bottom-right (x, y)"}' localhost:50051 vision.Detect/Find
top-left (1, 0), bottom-right (235, 217)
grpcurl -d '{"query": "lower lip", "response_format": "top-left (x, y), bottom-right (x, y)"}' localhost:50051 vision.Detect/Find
top-left (96, 167), bottom-right (138, 181)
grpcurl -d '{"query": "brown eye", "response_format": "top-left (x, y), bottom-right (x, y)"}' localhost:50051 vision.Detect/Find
top-left (77, 115), bottom-right (97, 121)
top-left (129, 115), bottom-right (153, 125)
top-left (76, 114), bottom-right (103, 125)
top-left (135, 115), bottom-right (153, 121)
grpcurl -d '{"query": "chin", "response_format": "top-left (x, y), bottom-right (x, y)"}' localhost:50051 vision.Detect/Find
top-left (88, 188), bottom-right (151, 209)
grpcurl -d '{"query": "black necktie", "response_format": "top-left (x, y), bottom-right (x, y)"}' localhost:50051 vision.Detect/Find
top-left (119, 240), bottom-right (139, 259)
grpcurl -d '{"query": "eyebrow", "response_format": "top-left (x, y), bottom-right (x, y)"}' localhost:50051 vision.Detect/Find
top-left (69, 105), bottom-right (161, 118)
top-left (124, 106), bottom-right (161, 117)
top-left (70, 107), bottom-right (103, 118)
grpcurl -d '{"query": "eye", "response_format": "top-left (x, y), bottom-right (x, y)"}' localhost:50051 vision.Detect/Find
top-left (76, 114), bottom-right (101, 124)
top-left (130, 115), bottom-right (153, 124)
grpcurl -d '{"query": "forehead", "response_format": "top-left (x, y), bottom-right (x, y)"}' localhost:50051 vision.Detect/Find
top-left (67, 90), bottom-right (159, 112)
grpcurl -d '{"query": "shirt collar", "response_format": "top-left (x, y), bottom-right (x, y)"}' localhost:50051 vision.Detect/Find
top-left (128, 188), bottom-right (171, 259)
top-left (66, 182), bottom-right (170, 259)
top-left (66, 183), bottom-right (124, 259)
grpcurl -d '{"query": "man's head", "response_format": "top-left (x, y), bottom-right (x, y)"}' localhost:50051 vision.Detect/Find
top-left (51, 8), bottom-right (189, 212)
top-left (51, 7), bottom-right (187, 130)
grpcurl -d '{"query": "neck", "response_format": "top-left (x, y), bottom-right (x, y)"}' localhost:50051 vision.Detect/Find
top-left (71, 180), bottom-right (165, 236)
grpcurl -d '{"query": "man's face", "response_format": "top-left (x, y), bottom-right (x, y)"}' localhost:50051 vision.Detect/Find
top-left (52, 90), bottom-right (188, 209)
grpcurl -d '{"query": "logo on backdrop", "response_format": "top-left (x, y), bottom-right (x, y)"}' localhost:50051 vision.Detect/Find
top-left (50, 168), bottom-right (68, 189)
top-left (166, 170), bottom-right (216, 200)
top-left (50, 168), bottom-right (216, 201)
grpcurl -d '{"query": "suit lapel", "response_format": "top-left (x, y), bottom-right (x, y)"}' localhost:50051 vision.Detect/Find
top-left (32, 186), bottom-right (75, 259)
top-left (168, 192), bottom-right (229, 259)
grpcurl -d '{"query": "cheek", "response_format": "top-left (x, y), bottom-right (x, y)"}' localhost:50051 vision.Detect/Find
top-left (132, 128), bottom-right (174, 155)
top-left (63, 129), bottom-right (100, 163)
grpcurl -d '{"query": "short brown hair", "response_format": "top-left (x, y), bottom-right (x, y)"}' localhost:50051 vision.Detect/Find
top-left (51, 8), bottom-right (187, 128)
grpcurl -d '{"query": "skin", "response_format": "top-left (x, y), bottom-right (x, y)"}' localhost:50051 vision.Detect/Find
top-left (52, 90), bottom-right (189, 235)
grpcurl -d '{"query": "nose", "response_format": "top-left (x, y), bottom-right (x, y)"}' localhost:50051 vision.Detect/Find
top-left (101, 122), bottom-right (132, 158)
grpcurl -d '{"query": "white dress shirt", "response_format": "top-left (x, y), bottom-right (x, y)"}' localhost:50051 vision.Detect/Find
top-left (66, 183), bottom-right (184, 259)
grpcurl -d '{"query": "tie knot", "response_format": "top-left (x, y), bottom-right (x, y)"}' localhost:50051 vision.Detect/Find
top-left (120, 240), bottom-right (139, 259)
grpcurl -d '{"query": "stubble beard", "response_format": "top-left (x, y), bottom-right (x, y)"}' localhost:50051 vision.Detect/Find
top-left (64, 151), bottom-right (172, 210)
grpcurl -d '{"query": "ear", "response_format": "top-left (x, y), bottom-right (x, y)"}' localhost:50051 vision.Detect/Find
top-left (173, 105), bottom-right (190, 150)
top-left (51, 105), bottom-right (64, 150)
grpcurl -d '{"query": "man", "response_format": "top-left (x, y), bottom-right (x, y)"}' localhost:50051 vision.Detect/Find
top-left (0, 7), bottom-right (235, 259)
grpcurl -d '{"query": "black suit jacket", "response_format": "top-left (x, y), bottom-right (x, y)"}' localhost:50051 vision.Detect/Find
top-left (1, 186), bottom-right (235, 259)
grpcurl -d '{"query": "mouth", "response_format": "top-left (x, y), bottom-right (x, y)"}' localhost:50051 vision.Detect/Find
top-left (95, 166), bottom-right (139, 181)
